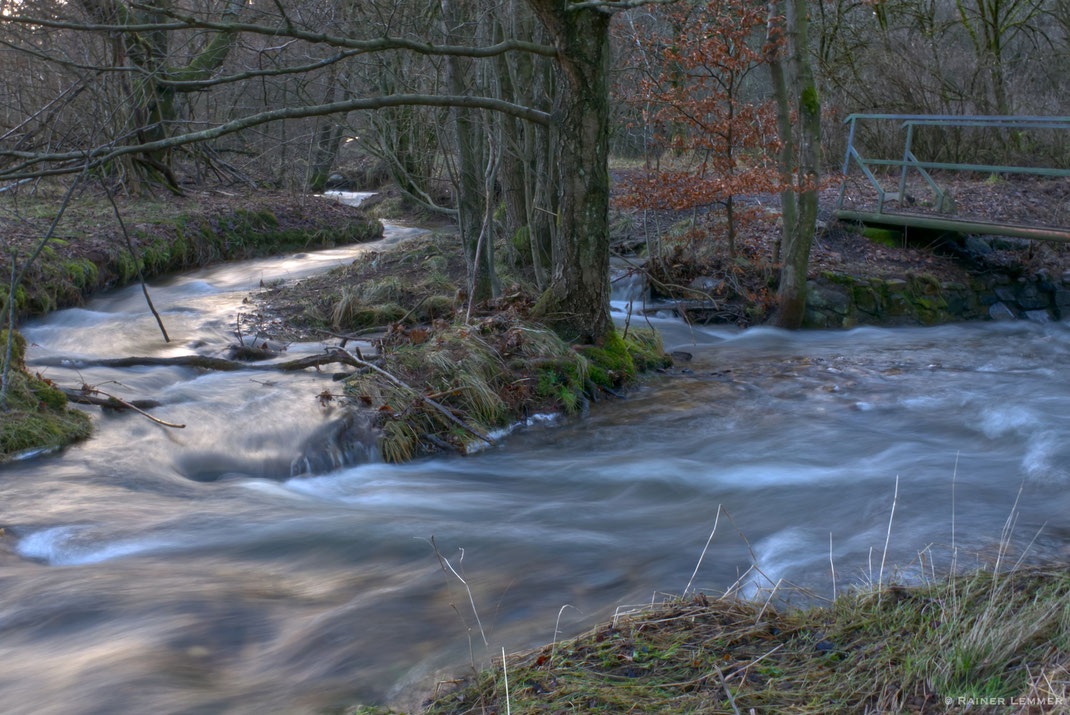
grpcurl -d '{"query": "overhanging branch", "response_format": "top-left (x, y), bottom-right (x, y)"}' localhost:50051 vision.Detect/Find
top-left (4, 14), bottom-right (557, 58)
top-left (0, 94), bottom-right (552, 181)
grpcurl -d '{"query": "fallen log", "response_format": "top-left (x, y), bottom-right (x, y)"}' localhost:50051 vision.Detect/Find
top-left (32, 351), bottom-right (361, 372)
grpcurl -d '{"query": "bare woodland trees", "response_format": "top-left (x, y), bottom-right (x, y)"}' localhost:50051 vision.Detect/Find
top-left (0, 0), bottom-right (661, 340)
top-left (1, 0), bottom-right (1066, 340)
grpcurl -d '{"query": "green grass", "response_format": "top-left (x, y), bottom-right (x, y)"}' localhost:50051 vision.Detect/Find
top-left (422, 566), bottom-right (1070, 714)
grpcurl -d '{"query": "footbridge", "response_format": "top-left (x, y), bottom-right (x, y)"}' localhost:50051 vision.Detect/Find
top-left (835, 114), bottom-right (1070, 243)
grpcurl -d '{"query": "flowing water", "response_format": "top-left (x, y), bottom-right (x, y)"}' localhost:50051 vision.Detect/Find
top-left (2, 202), bottom-right (1069, 713)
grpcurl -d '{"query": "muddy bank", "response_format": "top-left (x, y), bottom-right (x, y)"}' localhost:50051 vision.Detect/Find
top-left (0, 330), bottom-right (90, 462)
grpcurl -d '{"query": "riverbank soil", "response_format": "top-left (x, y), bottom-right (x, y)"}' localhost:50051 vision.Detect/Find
top-left (609, 171), bottom-right (1070, 327)
top-left (248, 230), bottom-right (671, 461)
top-left (0, 330), bottom-right (90, 462)
top-left (420, 566), bottom-right (1069, 714)
top-left (0, 186), bottom-right (383, 319)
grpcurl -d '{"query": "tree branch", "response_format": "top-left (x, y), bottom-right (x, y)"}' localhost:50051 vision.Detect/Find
top-left (5, 14), bottom-right (556, 57)
top-left (0, 94), bottom-right (551, 181)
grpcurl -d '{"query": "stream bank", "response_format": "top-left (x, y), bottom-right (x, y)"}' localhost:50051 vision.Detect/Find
top-left (0, 188), bottom-right (382, 319)
top-left (417, 565), bottom-right (1070, 714)
top-left (0, 188), bottom-right (382, 461)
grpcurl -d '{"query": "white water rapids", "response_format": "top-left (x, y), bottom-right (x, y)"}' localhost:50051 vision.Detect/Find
top-left (1, 197), bottom-right (1068, 712)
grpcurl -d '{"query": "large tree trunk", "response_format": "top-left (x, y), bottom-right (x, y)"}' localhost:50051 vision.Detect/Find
top-left (527, 0), bottom-right (612, 341)
top-left (773, 0), bottom-right (820, 330)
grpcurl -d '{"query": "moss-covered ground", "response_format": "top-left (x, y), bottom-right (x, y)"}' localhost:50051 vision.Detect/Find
top-left (346, 315), bottom-right (669, 462)
top-left (0, 188), bottom-right (382, 319)
top-left (0, 330), bottom-right (91, 461)
top-left (408, 566), bottom-right (1068, 714)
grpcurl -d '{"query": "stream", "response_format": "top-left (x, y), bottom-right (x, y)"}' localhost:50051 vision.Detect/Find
top-left (2, 196), bottom-right (1069, 713)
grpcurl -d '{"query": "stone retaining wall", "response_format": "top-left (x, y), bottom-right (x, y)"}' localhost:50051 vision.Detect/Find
top-left (804, 269), bottom-right (1070, 328)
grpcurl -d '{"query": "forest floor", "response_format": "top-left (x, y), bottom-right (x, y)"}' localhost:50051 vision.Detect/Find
top-left (402, 565), bottom-right (1069, 715)
top-left (0, 186), bottom-right (382, 462)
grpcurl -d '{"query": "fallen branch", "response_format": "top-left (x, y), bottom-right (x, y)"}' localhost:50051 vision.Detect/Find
top-left (32, 351), bottom-right (361, 372)
top-left (313, 326), bottom-right (386, 345)
top-left (69, 386), bottom-right (184, 428)
top-left (61, 387), bottom-right (162, 410)
top-left (327, 345), bottom-right (497, 447)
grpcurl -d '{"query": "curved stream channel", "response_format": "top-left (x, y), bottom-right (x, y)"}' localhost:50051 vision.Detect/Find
top-left (3, 199), bottom-right (1070, 712)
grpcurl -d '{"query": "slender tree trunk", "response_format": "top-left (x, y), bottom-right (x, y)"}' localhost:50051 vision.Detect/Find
top-left (307, 69), bottom-right (345, 191)
top-left (442, 0), bottom-right (492, 302)
top-left (527, 1), bottom-right (612, 341)
top-left (773, 0), bottom-right (820, 330)
top-left (766, 0), bottom-right (795, 268)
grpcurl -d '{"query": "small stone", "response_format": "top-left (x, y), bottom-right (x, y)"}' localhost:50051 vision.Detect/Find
top-left (1054, 289), bottom-right (1070, 307)
top-left (989, 302), bottom-right (1016, 321)
top-left (994, 287), bottom-right (1016, 303)
top-left (814, 639), bottom-right (836, 653)
top-left (964, 235), bottom-right (992, 255)
top-left (1025, 309), bottom-right (1051, 323)
top-left (1015, 285), bottom-right (1048, 310)
top-left (979, 293), bottom-right (999, 306)
top-left (670, 350), bottom-right (693, 362)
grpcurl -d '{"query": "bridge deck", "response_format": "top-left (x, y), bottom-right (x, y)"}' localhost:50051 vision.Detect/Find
top-left (835, 209), bottom-right (1070, 243)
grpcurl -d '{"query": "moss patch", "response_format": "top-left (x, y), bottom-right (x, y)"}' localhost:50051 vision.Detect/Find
top-left (1, 330), bottom-right (91, 461)
top-left (423, 566), bottom-right (1070, 714)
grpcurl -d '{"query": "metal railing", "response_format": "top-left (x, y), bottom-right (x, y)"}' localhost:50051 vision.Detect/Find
top-left (835, 114), bottom-right (1070, 215)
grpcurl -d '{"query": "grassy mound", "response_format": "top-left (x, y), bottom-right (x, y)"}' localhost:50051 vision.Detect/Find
top-left (421, 567), bottom-right (1069, 714)
top-left (256, 231), bottom-right (469, 339)
top-left (0, 331), bottom-right (91, 461)
top-left (346, 316), bottom-right (671, 463)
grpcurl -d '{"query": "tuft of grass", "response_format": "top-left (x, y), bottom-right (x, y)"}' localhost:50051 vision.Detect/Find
top-left (1, 330), bottom-right (92, 461)
top-left (345, 319), bottom-right (671, 462)
top-left (424, 566), bottom-right (1070, 714)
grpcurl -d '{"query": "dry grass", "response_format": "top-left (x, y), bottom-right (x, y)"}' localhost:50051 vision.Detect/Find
top-left (420, 564), bottom-right (1069, 714)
